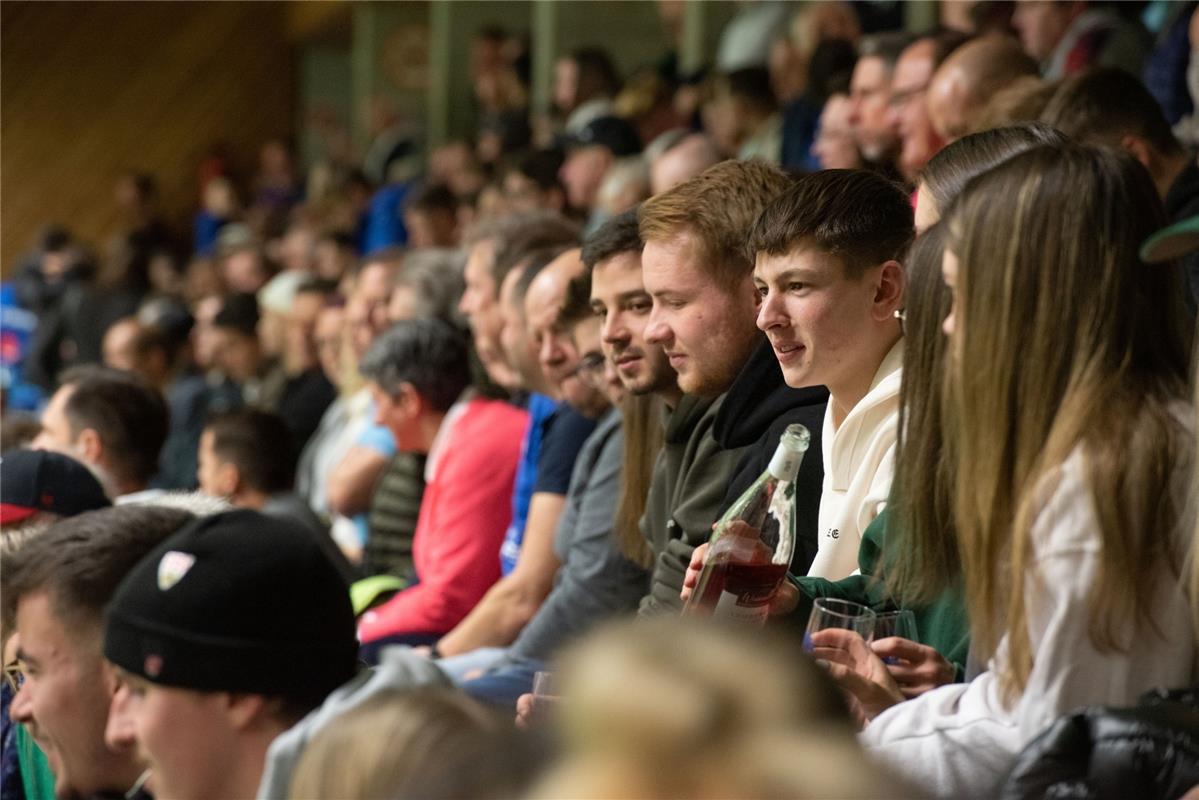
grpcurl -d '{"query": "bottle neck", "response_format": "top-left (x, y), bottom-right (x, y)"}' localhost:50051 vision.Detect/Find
top-left (767, 445), bottom-right (802, 483)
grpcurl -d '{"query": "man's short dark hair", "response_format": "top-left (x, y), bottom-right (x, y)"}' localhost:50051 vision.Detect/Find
top-left (406, 183), bottom-right (459, 216)
top-left (296, 277), bottom-right (340, 298)
top-left (572, 47), bottom-right (621, 98)
top-left (59, 365), bottom-right (169, 489)
top-left (559, 272), bottom-right (595, 330)
top-left (510, 148), bottom-right (566, 192)
top-left (213, 293), bottom-right (260, 338)
top-left (748, 169), bottom-right (915, 279)
top-left (491, 212), bottom-right (580, 284)
top-left (117, 320), bottom-right (172, 365)
top-left (581, 207), bottom-right (643, 270)
top-left (721, 67), bottom-right (777, 114)
top-left (1040, 66), bottom-right (1182, 156)
top-left (926, 28), bottom-right (970, 70)
top-left (858, 31), bottom-right (916, 70)
top-left (357, 246), bottom-right (406, 275)
top-left (360, 319), bottom-right (472, 412)
top-left (1, 505), bottom-right (194, 635)
top-left (511, 248), bottom-right (567, 314)
top-left (205, 409), bottom-right (295, 495)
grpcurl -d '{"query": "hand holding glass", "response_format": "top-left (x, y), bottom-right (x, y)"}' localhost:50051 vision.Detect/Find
top-left (803, 598), bottom-right (877, 652)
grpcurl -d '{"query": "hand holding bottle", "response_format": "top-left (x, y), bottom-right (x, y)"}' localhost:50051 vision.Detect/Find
top-left (681, 541), bottom-right (799, 615)
top-left (682, 424), bottom-right (809, 625)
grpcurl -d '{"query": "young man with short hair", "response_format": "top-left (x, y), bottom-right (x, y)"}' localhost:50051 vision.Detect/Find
top-left (102, 510), bottom-right (359, 800)
top-left (0, 451), bottom-right (114, 799)
top-left (456, 271), bottom-right (647, 706)
top-left (588, 209), bottom-right (680, 404)
top-left (198, 407), bottom-right (354, 582)
top-left (4, 505), bottom-right (196, 800)
top-left (403, 183), bottom-right (460, 249)
top-left (33, 365), bottom-right (169, 501)
top-left (456, 214), bottom-right (583, 584)
top-left (750, 168), bottom-right (912, 579)
top-left (1040, 66), bottom-right (1199, 306)
top-left (209, 293), bottom-right (289, 412)
top-left (636, 160), bottom-right (827, 613)
top-left (432, 248), bottom-right (598, 663)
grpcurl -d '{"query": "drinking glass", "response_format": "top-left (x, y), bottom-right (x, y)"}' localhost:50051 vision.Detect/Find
top-left (803, 598), bottom-right (877, 652)
top-left (873, 609), bottom-right (917, 641)
top-left (530, 670), bottom-right (559, 724)
top-left (873, 609), bottom-right (917, 664)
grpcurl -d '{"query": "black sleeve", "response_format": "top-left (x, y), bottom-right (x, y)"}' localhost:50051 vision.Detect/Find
top-left (532, 408), bottom-right (598, 495)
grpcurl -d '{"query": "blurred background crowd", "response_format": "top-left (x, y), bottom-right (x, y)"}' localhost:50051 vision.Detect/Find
top-left (3, 2), bottom-right (1199, 799)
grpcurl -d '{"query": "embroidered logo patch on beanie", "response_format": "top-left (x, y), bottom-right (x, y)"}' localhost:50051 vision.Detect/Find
top-left (144, 655), bottom-right (164, 678)
top-left (157, 551), bottom-right (196, 591)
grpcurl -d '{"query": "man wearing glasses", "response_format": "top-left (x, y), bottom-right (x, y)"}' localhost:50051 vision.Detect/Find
top-left (886, 31), bottom-right (969, 186)
top-left (459, 246), bottom-right (645, 707)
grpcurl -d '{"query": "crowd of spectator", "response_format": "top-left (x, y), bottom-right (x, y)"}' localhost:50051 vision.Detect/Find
top-left (3, 1), bottom-right (1199, 798)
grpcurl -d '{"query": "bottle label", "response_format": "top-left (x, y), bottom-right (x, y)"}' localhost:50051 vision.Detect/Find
top-left (713, 590), bottom-right (771, 625)
top-left (767, 448), bottom-right (801, 482)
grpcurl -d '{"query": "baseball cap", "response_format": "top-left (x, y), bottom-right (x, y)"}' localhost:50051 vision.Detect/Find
top-left (0, 449), bottom-right (111, 524)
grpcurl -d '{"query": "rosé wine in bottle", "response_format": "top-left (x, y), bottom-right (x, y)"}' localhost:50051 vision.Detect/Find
top-left (684, 424), bottom-right (810, 625)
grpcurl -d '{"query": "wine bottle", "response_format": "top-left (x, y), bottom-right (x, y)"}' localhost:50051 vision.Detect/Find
top-left (684, 423), bottom-right (810, 625)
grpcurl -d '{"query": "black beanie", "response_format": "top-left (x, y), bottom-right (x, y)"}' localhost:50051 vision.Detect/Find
top-left (104, 509), bottom-right (358, 702)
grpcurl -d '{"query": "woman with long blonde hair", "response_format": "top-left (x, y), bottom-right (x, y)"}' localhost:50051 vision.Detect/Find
top-left (824, 143), bottom-right (1197, 796)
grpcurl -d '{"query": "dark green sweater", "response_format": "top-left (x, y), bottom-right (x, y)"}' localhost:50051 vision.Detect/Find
top-left (783, 509), bottom-right (970, 679)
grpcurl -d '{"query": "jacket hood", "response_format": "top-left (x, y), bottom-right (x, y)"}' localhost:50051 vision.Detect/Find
top-left (714, 336), bottom-right (829, 449)
top-left (663, 393), bottom-right (719, 445)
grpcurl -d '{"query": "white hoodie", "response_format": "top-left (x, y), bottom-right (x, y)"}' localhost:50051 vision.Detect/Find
top-left (860, 447), bottom-right (1199, 797)
top-left (807, 341), bottom-right (902, 580)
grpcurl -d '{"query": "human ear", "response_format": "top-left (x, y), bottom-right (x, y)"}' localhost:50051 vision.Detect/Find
top-left (223, 693), bottom-right (268, 731)
top-left (1120, 135), bottom-right (1152, 172)
top-left (76, 428), bottom-right (104, 464)
top-left (871, 260), bottom-right (905, 321)
top-left (216, 462), bottom-right (241, 498)
top-left (397, 382), bottom-right (423, 419)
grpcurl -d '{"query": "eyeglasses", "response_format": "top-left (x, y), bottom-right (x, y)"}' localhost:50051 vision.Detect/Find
top-left (894, 309), bottom-right (906, 335)
top-left (126, 769), bottom-right (153, 800)
top-left (4, 662), bottom-right (24, 694)
top-left (568, 353), bottom-right (608, 388)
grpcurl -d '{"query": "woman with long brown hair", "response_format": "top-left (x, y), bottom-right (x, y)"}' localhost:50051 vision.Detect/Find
top-left (821, 143), bottom-right (1197, 796)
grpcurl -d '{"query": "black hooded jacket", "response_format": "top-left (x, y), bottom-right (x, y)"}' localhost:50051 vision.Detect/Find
top-left (713, 337), bottom-right (828, 575)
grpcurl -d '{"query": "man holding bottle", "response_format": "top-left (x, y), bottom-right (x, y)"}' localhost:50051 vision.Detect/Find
top-left (635, 159), bottom-right (827, 614)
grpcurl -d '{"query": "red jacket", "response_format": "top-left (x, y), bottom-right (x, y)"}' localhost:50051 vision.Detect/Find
top-left (358, 397), bottom-right (527, 642)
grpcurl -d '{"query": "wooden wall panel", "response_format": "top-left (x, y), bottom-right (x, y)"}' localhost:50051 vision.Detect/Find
top-left (1, 2), bottom-right (295, 272)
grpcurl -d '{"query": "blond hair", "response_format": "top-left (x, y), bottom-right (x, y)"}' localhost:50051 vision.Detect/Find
top-left (945, 144), bottom-right (1191, 701)
top-left (638, 160), bottom-right (791, 287)
top-left (288, 688), bottom-right (500, 800)
top-left (529, 618), bottom-right (907, 798)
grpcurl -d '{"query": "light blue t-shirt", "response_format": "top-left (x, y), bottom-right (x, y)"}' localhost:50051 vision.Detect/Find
top-left (353, 420), bottom-right (398, 545)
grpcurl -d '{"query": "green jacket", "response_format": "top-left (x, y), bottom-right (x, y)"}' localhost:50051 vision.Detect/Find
top-left (15, 723), bottom-right (55, 800)
top-left (784, 508), bottom-right (970, 679)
